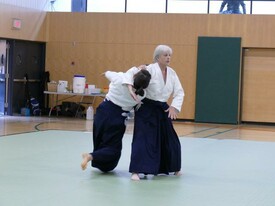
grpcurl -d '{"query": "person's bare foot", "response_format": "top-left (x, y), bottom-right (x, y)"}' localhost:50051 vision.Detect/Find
top-left (81, 153), bottom-right (93, 170)
top-left (174, 171), bottom-right (182, 176)
top-left (131, 173), bottom-right (140, 181)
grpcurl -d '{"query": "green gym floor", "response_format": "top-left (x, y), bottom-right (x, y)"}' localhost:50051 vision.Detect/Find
top-left (1, 125), bottom-right (275, 206)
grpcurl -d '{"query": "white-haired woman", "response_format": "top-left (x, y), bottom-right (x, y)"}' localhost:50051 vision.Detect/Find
top-left (125, 45), bottom-right (185, 180)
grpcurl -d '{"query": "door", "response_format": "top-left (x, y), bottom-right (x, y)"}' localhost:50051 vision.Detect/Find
top-left (8, 40), bottom-right (45, 115)
top-left (0, 40), bottom-right (7, 115)
top-left (241, 48), bottom-right (275, 123)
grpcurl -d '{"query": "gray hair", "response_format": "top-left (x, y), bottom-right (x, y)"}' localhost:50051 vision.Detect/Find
top-left (153, 45), bottom-right (173, 63)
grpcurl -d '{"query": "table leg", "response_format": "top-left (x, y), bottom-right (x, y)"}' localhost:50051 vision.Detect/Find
top-left (48, 94), bottom-right (59, 117)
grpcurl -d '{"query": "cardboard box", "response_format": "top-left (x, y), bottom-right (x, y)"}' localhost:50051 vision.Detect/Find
top-left (47, 82), bottom-right (57, 92)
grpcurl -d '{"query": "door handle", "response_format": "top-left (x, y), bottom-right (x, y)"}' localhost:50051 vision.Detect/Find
top-left (13, 79), bottom-right (40, 83)
top-left (1, 54), bottom-right (4, 64)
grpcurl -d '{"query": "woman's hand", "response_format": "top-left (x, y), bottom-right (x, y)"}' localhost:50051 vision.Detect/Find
top-left (127, 84), bottom-right (140, 103)
top-left (137, 65), bottom-right (147, 70)
top-left (165, 106), bottom-right (178, 120)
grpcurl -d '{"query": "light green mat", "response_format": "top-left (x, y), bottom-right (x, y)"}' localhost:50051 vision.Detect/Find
top-left (0, 130), bottom-right (275, 206)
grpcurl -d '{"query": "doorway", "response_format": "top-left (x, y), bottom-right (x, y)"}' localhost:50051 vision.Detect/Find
top-left (4, 39), bottom-right (46, 115)
top-left (241, 48), bottom-right (275, 123)
top-left (0, 40), bottom-right (7, 116)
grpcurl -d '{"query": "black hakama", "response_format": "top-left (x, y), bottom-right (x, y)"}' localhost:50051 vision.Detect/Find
top-left (91, 100), bottom-right (128, 172)
top-left (129, 98), bottom-right (181, 175)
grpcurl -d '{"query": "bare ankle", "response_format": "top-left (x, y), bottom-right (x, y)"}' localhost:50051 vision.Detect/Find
top-left (131, 173), bottom-right (140, 181)
top-left (174, 171), bottom-right (182, 176)
top-left (81, 153), bottom-right (93, 170)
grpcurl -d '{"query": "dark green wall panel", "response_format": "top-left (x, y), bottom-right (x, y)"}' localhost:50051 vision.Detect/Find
top-left (195, 37), bottom-right (241, 124)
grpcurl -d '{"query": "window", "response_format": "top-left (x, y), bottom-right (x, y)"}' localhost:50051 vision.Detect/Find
top-left (127, 0), bottom-right (166, 13)
top-left (49, 0), bottom-right (71, 12)
top-left (168, 0), bottom-right (208, 14)
top-left (209, 0), bottom-right (250, 14)
top-left (47, 0), bottom-right (275, 15)
top-left (252, 1), bottom-right (275, 14)
top-left (87, 0), bottom-right (125, 12)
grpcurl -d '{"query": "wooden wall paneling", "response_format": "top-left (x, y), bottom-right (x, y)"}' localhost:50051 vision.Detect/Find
top-left (171, 45), bottom-right (197, 119)
top-left (241, 49), bottom-right (275, 123)
top-left (48, 13), bottom-right (209, 45)
top-left (48, 14), bottom-right (76, 42)
top-left (45, 13), bottom-right (275, 120)
top-left (177, 14), bottom-right (208, 45)
top-left (242, 15), bottom-right (275, 48)
top-left (206, 15), bottom-right (244, 37)
top-left (45, 13), bottom-right (213, 120)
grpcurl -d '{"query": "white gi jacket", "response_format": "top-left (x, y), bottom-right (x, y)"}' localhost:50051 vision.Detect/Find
top-left (105, 71), bottom-right (146, 111)
top-left (124, 63), bottom-right (184, 112)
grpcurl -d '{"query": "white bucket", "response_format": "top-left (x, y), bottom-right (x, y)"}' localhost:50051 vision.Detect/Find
top-left (73, 75), bottom-right (86, 93)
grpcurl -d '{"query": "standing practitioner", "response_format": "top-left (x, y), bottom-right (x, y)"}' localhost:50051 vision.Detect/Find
top-left (125, 45), bottom-right (185, 180)
top-left (81, 69), bottom-right (151, 172)
top-left (219, 0), bottom-right (246, 14)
